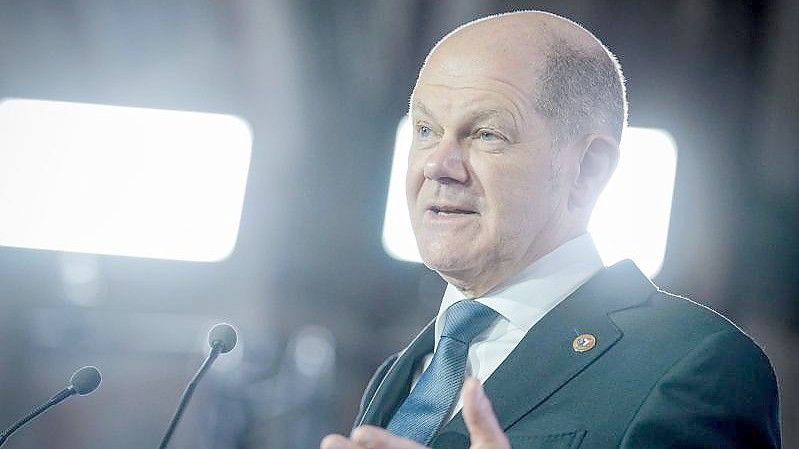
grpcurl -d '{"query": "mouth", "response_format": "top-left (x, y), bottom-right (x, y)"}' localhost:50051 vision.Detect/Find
top-left (428, 205), bottom-right (478, 216)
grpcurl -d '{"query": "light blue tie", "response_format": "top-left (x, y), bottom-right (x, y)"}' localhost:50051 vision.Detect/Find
top-left (386, 300), bottom-right (498, 445)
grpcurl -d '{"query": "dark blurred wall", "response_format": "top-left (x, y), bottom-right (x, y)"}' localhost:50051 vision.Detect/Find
top-left (0, 1), bottom-right (796, 448)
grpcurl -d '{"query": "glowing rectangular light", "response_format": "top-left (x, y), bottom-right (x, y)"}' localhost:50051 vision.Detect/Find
top-left (382, 117), bottom-right (677, 277)
top-left (0, 98), bottom-right (252, 262)
top-left (587, 127), bottom-right (677, 276)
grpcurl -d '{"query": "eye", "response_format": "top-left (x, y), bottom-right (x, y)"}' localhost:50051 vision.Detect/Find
top-left (478, 130), bottom-right (501, 142)
top-left (415, 124), bottom-right (433, 140)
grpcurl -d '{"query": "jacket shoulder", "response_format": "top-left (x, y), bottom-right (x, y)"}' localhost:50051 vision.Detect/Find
top-left (617, 299), bottom-right (781, 447)
top-left (609, 287), bottom-right (777, 393)
top-left (615, 287), bottom-right (757, 347)
top-left (610, 289), bottom-right (781, 447)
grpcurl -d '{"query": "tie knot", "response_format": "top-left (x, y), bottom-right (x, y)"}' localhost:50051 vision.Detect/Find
top-left (440, 300), bottom-right (498, 344)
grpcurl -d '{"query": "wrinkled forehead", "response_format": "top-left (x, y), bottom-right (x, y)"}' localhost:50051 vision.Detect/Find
top-left (411, 72), bottom-right (531, 131)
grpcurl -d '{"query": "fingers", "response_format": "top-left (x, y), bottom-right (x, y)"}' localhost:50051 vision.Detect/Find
top-left (461, 378), bottom-right (509, 449)
top-left (321, 426), bottom-right (428, 449)
top-left (321, 433), bottom-right (364, 449)
top-left (351, 425), bottom-right (428, 449)
top-left (326, 380), bottom-right (506, 449)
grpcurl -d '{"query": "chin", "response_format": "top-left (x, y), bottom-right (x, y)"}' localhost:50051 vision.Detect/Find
top-left (418, 241), bottom-right (473, 274)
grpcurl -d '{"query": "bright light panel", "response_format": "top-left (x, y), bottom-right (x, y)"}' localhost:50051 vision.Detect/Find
top-left (382, 117), bottom-right (420, 263)
top-left (588, 127), bottom-right (677, 276)
top-left (0, 98), bottom-right (252, 262)
top-left (382, 117), bottom-right (677, 277)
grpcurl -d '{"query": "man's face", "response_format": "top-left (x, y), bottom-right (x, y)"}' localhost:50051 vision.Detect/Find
top-left (406, 44), bottom-right (572, 289)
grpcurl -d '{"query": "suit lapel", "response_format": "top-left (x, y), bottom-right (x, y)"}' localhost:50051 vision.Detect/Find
top-left (358, 319), bottom-right (435, 428)
top-left (434, 260), bottom-right (655, 446)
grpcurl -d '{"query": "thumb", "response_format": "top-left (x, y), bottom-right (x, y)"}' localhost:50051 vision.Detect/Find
top-left (461, 378), bottom-right (509, 449)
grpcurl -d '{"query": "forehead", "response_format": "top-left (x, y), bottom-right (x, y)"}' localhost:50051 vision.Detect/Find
top-left (411, 37), bottom-right (546, 123)
top-left (412, 70), bottom-right (541, 135)
top-left (414, 73), bottom-right (528, 114)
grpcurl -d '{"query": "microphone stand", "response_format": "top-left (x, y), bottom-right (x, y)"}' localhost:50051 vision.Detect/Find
top-left (0, 387), bottom-right (76, 447)
top-left (157, 341), bottom-right (223, 449)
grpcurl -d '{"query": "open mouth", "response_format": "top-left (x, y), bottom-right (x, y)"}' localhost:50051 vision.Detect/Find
top-left (430, 205), bottom-right (478, 216)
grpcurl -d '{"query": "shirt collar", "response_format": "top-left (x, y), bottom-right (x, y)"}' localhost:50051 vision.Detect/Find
top-left (434, 233), bottom-right (605, 341)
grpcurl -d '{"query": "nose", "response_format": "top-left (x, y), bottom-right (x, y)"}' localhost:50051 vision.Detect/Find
top-left (423, 138), bottom-right (469, 184)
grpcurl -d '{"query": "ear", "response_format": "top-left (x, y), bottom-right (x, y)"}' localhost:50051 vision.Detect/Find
top-left (568, 134), bottom-right (620, 212)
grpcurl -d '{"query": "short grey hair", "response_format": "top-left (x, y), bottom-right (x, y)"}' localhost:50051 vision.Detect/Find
top-left (534, 37), bottom-right (627, 149)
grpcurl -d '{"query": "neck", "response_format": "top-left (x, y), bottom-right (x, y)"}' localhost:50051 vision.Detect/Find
top-left (440, 227), bottom-right (585, 298)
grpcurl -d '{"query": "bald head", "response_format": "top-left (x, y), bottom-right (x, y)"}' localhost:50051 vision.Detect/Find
top-left (418, 11), bottom-right (627, 148)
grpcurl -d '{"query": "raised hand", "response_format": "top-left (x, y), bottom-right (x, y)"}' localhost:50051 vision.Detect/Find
top-left (320, 378), bottom-right (510, 449)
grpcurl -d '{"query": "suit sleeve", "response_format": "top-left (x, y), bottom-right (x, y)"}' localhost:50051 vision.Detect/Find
top-left (619, 329), bottom-right (781, 448)
top-left (352, 354), bottom-right (398, 430)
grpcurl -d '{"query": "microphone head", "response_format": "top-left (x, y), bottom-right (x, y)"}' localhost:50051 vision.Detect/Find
top-left (208, 323), bottom-right (237, 354)
top-left (70, 366), bottom-right (101, 396)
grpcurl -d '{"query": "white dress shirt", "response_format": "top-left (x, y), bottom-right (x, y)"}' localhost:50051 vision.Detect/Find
top-left (412, 233), bottom-right (605, 420)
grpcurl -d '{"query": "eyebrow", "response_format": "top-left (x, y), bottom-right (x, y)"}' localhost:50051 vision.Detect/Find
top-left (412, 101), bottom-right (510, 126)
top-left (411, 100), bottom-right (438, 123)
top-left (469, 109), bottom-right (505, 124)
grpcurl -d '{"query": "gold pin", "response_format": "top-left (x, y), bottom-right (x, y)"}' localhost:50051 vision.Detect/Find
top-left (572, 334), bottom-right (596, 352)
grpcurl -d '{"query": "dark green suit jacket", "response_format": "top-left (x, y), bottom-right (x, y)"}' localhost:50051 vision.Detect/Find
top-left (353, 260), bottom-right (781, 448)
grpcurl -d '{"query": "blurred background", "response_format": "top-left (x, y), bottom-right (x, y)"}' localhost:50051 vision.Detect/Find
top-left (0, 1), bottom-right (797, 448)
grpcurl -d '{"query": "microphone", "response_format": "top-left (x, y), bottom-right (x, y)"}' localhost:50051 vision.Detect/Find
top-left (0, 366), bottom-right (101, 447)
top-left (158, 323), bottom-right (238, 449)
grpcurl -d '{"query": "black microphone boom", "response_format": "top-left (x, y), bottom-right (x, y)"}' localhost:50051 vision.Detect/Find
top-left (157, 323), bottom-right (238, 449)
top-left (0, 366), bottom-right (101, 447)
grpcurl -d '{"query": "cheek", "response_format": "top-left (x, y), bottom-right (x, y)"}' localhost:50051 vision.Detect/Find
top-left (405, 157), bottom-right (425, 203)
top-left (482, 168), bottom-right (554, 235)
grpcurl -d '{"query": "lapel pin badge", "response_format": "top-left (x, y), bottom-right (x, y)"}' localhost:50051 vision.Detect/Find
top-left (572, 333), bottom-right (596, 352)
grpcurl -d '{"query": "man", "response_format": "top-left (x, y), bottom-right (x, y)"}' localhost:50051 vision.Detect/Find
top-left (322, 10), bottom-right (781, 449)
